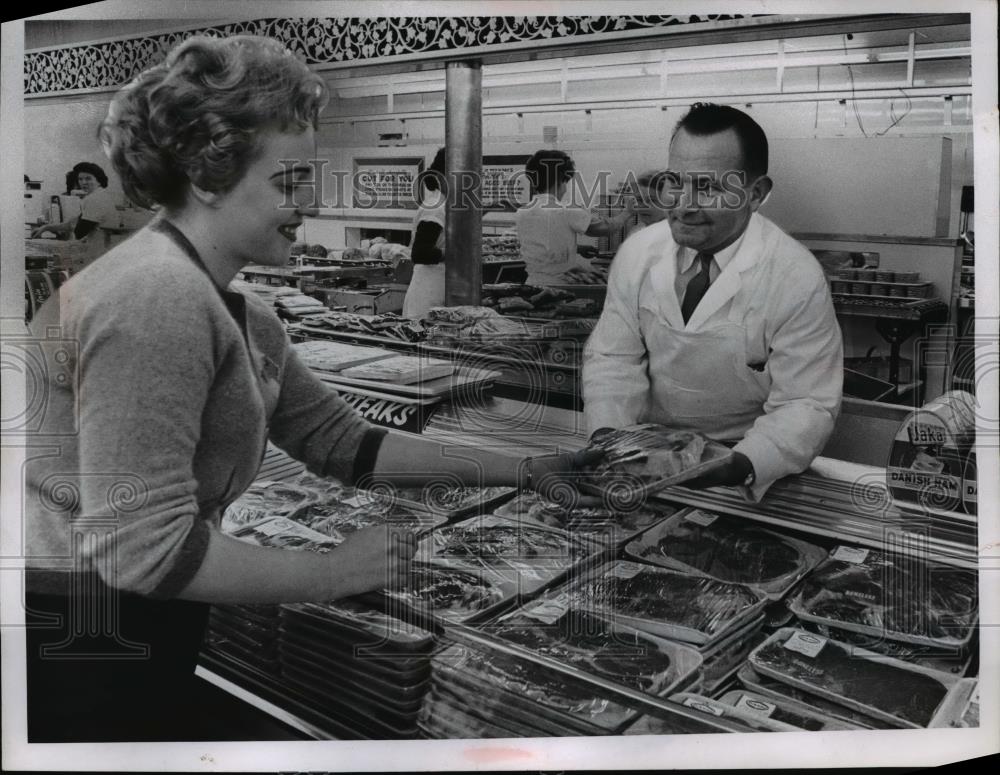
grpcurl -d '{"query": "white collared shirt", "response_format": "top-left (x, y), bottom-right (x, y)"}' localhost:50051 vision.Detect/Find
top-left (673, 230), bottom-right (747, 307)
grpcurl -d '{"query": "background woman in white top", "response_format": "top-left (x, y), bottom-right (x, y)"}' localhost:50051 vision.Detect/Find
top-left (402, 147), bottom-right (447, 318)
top-left (515, 149), bottom-right (634, 286)
top-left (31, 161), bottom-right (118, 241)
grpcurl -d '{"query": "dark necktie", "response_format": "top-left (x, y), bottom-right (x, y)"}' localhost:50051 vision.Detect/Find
top-left (681, 251), bottom-right (714, 324)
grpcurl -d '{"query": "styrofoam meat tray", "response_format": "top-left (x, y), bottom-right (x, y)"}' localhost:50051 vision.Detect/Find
top-left (553, 559), bottom-right (768, 647)
top-left (747, 627), bottom-right (966, 729)
top-left (788, 546), bottom-right (978, 650)
top-left (492, 491), bottom-right (676, 548)
top-left (625, 509), bottom-right (827, 600)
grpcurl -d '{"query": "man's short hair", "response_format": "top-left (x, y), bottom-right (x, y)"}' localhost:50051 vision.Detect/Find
top-left (672, 102), bottom-right (768, 178)
top-left (525, 149), bottom-right (576, 193)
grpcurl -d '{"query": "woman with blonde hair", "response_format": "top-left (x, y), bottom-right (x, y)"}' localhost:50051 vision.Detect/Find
top-left (24, 34), bottom-right (590, 742)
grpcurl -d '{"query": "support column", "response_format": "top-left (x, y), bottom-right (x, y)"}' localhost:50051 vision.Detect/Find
top-left (444, 60), bottom-right (482, 306)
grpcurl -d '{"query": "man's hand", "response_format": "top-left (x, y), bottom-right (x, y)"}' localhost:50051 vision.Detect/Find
top-left (682, 451), bottom-right (754, 490)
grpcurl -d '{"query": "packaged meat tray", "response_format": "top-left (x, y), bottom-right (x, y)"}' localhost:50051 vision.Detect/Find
top-left (789, 546), bottom-right (978, 649)
top-left (560, 560), bottom-right (767, 646)
top-left (221, 480), bottom-right (320, 529)
top-left (718, 690), bottom-right (863, 731)
top-left (736, 664), bottom-right (896, 730)
top-left (384, 562), bottom-right (513, 625)
top-left (291, 489), bottom-right (446, 541)
top-left (699, 618), bottom-right (767, 691)
top-left (625, 509), bottom-right (826, 600)
top-left (431, 641), bottom-right (642, 734)
top-left (492, 491), bottom-right (673, 547)
top-left (578, 425), bottom-right (734, 499)
top-left (747, 628), bottom-right (965, 728)
top-left (484, 602), bottom-right (703, 702)
top-left (379, 485), bottom-right (516, 520)
top-left (797, 620), bottom-right (974, 675)
top-left (416, 514), bottom-right (596, 586)
top-left (225, 515), bottom-right (339, 552)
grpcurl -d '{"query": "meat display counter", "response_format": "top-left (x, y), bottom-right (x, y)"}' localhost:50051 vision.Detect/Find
top-left (196, 389), bottom-right (981, 740)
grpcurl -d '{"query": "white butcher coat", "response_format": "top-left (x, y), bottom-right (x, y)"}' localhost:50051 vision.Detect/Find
top-left (583, 213), bottom-right (843, 500)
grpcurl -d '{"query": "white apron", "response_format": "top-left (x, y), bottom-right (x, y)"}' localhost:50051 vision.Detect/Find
top-left (637, 248), bottom-right (770, 440)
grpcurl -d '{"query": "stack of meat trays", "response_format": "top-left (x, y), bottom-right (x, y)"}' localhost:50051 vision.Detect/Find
top-left (557, 559), bottom-right (768, 696)
top-left (419, 605), bottom-right (702, 738)
top-left (745, 628), bottom-right (973, 728)
top-left (206, 604), bottom-right (283, 677)
top-left (622, 508), bottom-right (829, 693)
top-left (788, 545), bottom-right (978, 676)
top-left (492, 491), bottom-right (678, 549)
top-left (278, 598), bottom-right (435, 739)
top-left (414, 513), bottom-right (600, 601)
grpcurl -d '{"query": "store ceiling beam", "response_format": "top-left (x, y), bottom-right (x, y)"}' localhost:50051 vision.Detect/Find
top-left (319, 84), bottom-right (972, 125)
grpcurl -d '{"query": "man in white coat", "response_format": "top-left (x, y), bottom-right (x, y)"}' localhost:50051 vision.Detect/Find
top-left (583, 103), bottom-right (843, 501)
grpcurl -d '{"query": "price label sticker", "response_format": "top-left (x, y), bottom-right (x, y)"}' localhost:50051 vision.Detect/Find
top-left (734, 695), bottom-right (777, 718)
top-left (612, 561), bottom-right (645, 579)
top-left (524, 593), bottom-right (569, 624)
top-left (343, 493), bottom-right (376, 508)
top-left (907, 421), bottom-right (948, 447)
top-left (253, 517), bottom-right (293, 536)
top-left (831, 545), bottom-right (870, 564)
top-left (783, 631), bottom-right (827, 658)
top-left (684, 509), bottom-right (719, 527)
top-left (682, 697), bottom-right (724, 716)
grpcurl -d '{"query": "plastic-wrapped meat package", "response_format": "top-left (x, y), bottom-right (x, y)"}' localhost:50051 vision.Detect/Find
top-left (292, 490), bottom-right (445, 542)
top-left (492, 491), bottom-right (673, 546)
top-left (224, 515), bottom-right (338, 552)
top-left (383, 485), bottom-right (515, 517)
top-left (432, 641), bottom-right (642, 733)
top-left (626, 510), bottom-right (826, 599)
top-left (579, 424), bottom-right (733, 496)
top-left (789, 547), bottom-right (978, 648)
top-left (748, 628), bottom-right (962, 728)
top-left (221, 480), bottom-right (319, 530)
top-left (566, 561), bottom-right (766, 646)
top-left (386, 563), bottom-right (509, 623)
top-left (419, 514), bottom-right (594, 569)
top-left (487, 604), bottom-right (701, 699)
top-left (736, 664), bottom-right (897, 730)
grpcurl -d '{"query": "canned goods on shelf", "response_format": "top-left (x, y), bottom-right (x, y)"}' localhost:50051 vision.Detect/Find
top-left (830, 281), bottom-right (849, 294)
top-left (875, 271), bottom-right (896, 283)
top-left (835, 270), bottom-right (856, 280)
top-left (870, 283), bottom-right (888, 296)
top-left (851, 283), bottom-right (871, 295)
top-left (895, 271), bottom-right (920, 283)
top-left (889, 286), bottom-right (907, 297)
top-left (856, 269), bottom-right (877, 281)
top-left (906, 285), bottom-right (929, 298)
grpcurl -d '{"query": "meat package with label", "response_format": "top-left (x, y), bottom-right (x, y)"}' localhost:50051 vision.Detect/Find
top-left (292, 489), bottom-right (446, 541)
top-left (221, 480), bottom-right (320, 529)
top-left (557, 560), bottom-right (767, 646)
top-left (789, 546), bottom-right (978, 649)
top-left (493, 491), bottom-right (674, 546)
top-left (626, 509), bottom-right (826, 599)
top-left (748, 628), bottom-right (966, 728)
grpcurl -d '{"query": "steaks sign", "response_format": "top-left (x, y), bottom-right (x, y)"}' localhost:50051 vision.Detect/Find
top-left (336, 389), bottom-right (437, 433)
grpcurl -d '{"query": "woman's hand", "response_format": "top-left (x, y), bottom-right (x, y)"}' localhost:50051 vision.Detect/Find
top-left (523, 448), bottom-right (605, 508)
top-left (327, 524), bottom-right (417, 596)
